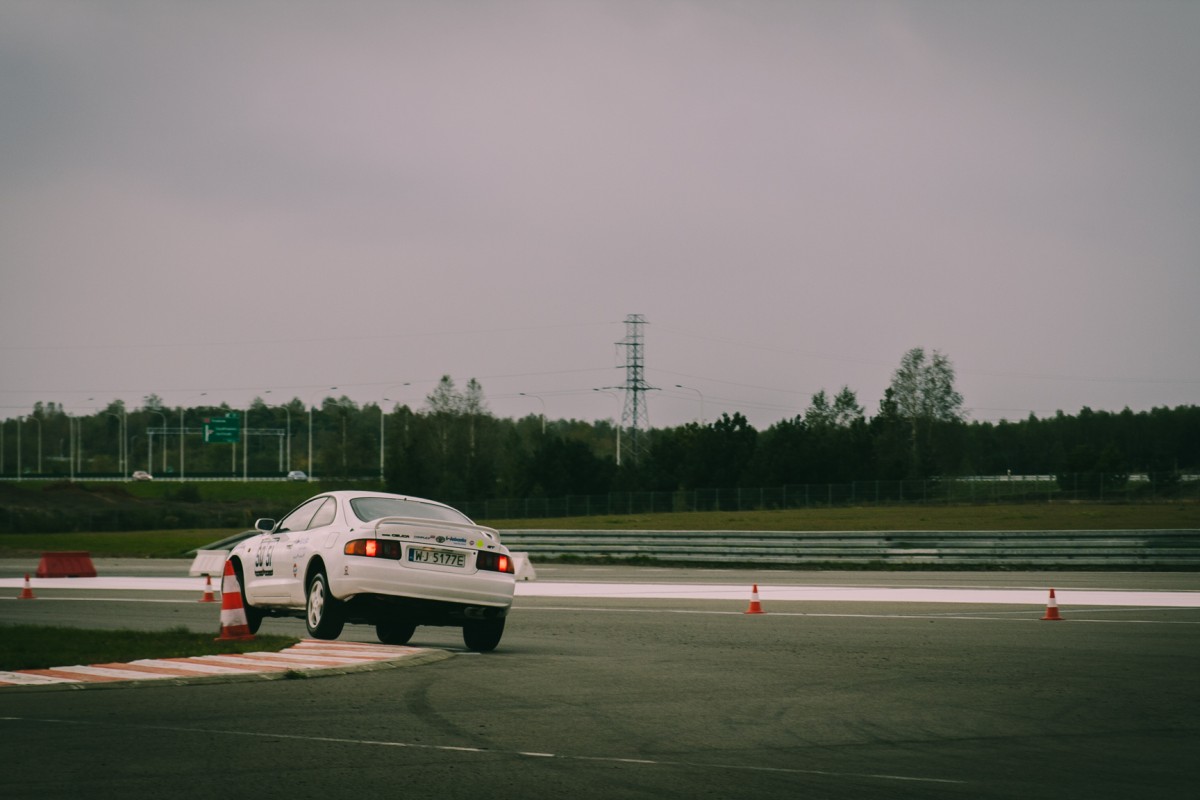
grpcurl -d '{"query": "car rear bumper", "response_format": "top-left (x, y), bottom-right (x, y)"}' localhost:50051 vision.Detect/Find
top-left (331, 556), bottom-right (516, 613)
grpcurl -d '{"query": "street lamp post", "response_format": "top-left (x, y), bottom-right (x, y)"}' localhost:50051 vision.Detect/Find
top-left (23, 416), bottom-right (42, 476)
top-left (379, 383), bottom-right (411, 485)
top-left (282, 405), bottom-right (292, 472)
top-left (379, 400), bottom-right (390, 483)
top-left (179, 407), bottom-right (185, 479)
top-left (594, 388), bottom-right (622, 466)
top-left (148, 411), bottom-right (167, 474)
top-left (675, 384), bottom-right (706, 424)
top-left (76, 397), bottom-right (94, 476)
top-left (104, 412), bottom-right (125, 478)
top-left (180, 392), bottom-right (207, 481)
top-left (263, 391), bottom-right (292, 473)
top-left (519, 393), bottom-right (546, 435)
top-left (308, 387), bottom-right (337, 483)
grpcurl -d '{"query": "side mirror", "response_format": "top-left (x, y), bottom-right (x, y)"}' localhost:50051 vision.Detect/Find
top-left (255, 518), bottom-right (276, 533)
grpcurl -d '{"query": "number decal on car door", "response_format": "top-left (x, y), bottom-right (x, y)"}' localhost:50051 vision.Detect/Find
top-left (254, 538), bottom-right (276, 577)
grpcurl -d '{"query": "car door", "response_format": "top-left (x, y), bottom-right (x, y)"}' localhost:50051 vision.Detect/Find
top-left (250, 496), bottom-right (329, 603)
top-left (281, 496), bottom-right (339, 604)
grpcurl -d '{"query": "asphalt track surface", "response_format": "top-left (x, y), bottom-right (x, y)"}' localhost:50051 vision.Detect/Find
top-left (2, 560), bottom-right (1199, 799)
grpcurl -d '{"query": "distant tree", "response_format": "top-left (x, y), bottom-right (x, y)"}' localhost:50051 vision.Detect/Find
top-left (426, 375), bottom-right (460, 415)
top-left (426, 375), bottom-right (459, 460)
top-left (804, 390), bottom-right (834, 429)
top-left (462, 378), bottom-right (487, 456)
top-left (832, 387), bottom-right (864, 428)
top-left (890, 348), bottom-right (964, 424)
top-left (888, 348), bottom-right (965, 477)
top-left (401, 375), bottom-right (497, 500)
top-left (806, 387), bottom-right (864, 430)
top-left (795, 387), bottom-right (868, 482)
top-left (522, 436), bottom-right (614, 497)
top-left (462, 378), bottom-right (487, 415)
top-left (748, 416), bottom-right (810, 485)
top-left (869, 387), bottom-right (909, 479)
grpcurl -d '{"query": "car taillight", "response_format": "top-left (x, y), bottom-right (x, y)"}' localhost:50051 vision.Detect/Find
top-left (344, 539), bottom-right (402, 559)
top-left (476, 551), bottom-right (514, 574)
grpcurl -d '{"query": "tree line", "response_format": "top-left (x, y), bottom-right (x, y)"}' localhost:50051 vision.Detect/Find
top-left (2, 349), bottom-right (1197, 502)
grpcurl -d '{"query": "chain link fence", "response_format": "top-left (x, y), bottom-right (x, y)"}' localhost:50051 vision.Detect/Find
top-left (1, 473), bottom-right (1196, 533)
top-left (456, 474), bottom-right (1200, 521)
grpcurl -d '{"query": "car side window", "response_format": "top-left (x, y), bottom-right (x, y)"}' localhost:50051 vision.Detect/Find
top-left (277, 497), bottom-right (327, 533)
top-left (307, 497), bottom-right (337, 530)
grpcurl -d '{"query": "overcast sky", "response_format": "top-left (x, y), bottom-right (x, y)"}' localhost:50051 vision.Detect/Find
top-left (2, 0), bottom-right (1197, 430)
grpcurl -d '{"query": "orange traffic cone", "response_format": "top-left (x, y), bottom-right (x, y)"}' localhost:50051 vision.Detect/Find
top-left (1041, 588), bottom-right (1063, 621)
top-left (215, 560), bottom-right (255, 641)
top-left (17, 573), bottom-right (35, 600)
top-left (745, 584), bottom-right (766, 615)
top-left (199, 574), bottom-right (216, 603)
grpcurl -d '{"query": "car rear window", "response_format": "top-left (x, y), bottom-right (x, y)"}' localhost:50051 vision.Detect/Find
top-left (350, 497), bottom-right (472, 525)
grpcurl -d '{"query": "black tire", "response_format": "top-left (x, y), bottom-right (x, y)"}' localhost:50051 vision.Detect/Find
top-left (305, 569), bottom-right (344, 640)
top-left (462, 618), bottom-right (505, 652)
top-left (233, 560), bottom-right (263, 635)
top-left (376, 618), bottom-right (417, 645)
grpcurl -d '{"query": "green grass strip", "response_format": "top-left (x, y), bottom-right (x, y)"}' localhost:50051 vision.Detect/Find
top-left (0, 624), bottom-right (300, 671)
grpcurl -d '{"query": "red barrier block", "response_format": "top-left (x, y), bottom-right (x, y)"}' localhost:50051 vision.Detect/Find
top-left (36, 551), bottom-right (98, 578)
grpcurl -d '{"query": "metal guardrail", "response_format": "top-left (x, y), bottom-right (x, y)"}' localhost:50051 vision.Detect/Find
top-left (498, 529), bottom-right (1200, 568)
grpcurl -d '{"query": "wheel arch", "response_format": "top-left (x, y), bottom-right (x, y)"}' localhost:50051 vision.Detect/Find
top-left (227, 554), bottom-right (247, 586)
top-left (304, 555), bottom-right (328, 591)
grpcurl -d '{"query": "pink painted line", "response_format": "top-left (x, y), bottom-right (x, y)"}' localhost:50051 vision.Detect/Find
top-left (91, 662), bottom-right (216, 678)
top-left (0, 641), bottom-right (432, 688)
top-left (19, 667), bottom-right (129, 683)
top-left (515, 582), bottom-right (1200, 607)
top-left (179, 656), bottom-right (292, 671)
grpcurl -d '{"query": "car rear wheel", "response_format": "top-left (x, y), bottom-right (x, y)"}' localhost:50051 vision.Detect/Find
top-left (462, 618), bottom-right (505, 652)
top-left (306, 570), bottom-right (344, 640)
top-left (376, 618), bottom-right (417, 645)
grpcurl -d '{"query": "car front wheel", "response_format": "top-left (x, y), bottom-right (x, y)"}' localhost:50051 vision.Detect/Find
top-left (306, 570), bottom-right (344, 640)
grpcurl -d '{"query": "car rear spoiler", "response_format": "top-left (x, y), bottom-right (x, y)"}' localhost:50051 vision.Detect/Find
top-left (372, 516), bottom-right (503, 545)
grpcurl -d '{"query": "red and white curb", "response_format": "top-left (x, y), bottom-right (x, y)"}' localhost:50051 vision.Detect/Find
top-left (0, 639), bottom-right (436, 687)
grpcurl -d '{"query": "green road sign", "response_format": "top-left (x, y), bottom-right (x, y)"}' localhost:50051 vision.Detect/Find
top-left (203, 412), bottom-right (241, 443)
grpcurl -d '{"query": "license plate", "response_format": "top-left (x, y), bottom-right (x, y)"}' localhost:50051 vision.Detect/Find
top-left (407, 546), bottom-right (467, 568)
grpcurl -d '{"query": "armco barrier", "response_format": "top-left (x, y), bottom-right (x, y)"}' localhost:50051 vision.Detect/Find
top-left (188, 549), bottom-right (230, 577)
top-left (496, 529), bottom-right (1200, 568)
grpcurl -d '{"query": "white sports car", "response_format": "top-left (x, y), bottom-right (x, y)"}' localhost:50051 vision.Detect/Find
top-left (228, 491), bottom-right (515, 651)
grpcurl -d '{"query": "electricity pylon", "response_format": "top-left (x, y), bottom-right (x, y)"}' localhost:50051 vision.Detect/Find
top-left (615, 314), bottom-right (655, 464)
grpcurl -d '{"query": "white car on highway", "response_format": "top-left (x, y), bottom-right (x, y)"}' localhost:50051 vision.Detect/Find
top-left (228, 491), bottom-right (515, 651)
